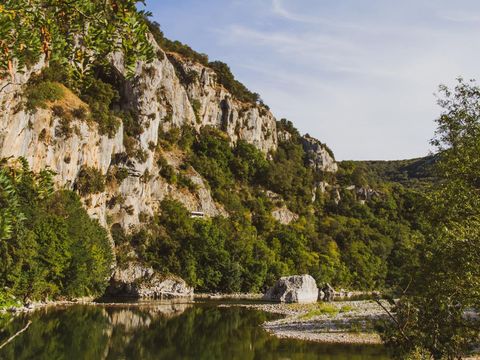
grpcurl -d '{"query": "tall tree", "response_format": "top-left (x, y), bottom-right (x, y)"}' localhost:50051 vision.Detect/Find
top-left (385, 79), bottom-right (480, 359)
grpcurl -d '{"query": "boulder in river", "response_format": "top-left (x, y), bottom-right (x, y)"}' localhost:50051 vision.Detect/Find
top-left (263, 275), bottom-right (318, 303)
top-left (106, 262), bottom-right (194, 299)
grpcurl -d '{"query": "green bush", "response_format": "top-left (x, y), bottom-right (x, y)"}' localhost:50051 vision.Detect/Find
top-left (119, 109), bottom-right (143, 138)
top-left (80, 77), bottom-right (120, 138)
top-left (191, 99), bottom-right (202, 123)
top-left (157, 155), bottom-right (177, 184)
top-left (178, 172), bottom-right (198, 192)
top-left (25, 81), bottom-right (64, 112)
top-left (74, 166), bottom-right (106, 196)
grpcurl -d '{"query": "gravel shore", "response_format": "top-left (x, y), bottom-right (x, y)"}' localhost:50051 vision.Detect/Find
top-left (220, 300), bottom-right (390, 345)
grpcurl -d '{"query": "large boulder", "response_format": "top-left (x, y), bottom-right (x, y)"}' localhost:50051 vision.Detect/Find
top-left (263, 275), bottom-right (318, 303)
top-left (106, 262), bottom-right (194, 299)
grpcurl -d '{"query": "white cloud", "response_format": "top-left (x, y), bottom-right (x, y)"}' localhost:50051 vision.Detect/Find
top-left (181, 0), bottom-right (480, 159)
top-left (271, 0), bottom-right (365, 30)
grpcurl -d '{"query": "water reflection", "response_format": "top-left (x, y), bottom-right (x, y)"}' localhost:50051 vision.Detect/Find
top-left (0, 301), bottom-right (390, 360)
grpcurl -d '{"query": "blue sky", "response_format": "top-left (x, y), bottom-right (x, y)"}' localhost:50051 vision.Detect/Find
top-left (145, 0), bottom-right (480, 160)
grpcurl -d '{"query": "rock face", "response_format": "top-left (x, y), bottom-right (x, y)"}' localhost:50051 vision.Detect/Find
top-left (168, 54), bottom-right (278, 153)
top-left (106, 263), bottom-right (194, 299)
top-left (322, 283), bottom-right (336, 302)
top-left (301, 135), bottom-right (338, 173)
top-left (263, 275), bottom-right (319, 303)
top-left (0, 38), bottom-right (276, 231)
top-left (271, 206), bottom-right (299, 225)
top-left (0, 36), bottom-right (336, 298)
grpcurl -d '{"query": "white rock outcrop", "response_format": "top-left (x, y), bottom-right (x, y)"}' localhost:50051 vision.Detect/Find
top-left (271, 206), bottom-right (299, 225)
top-left (106, 262), bottom-right (194, 299)
top-left (263, 275), bottom-right (319, 303)
top-left (301, 134), bottom-right (338, 173)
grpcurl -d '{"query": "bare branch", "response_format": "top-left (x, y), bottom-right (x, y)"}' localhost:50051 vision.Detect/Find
top-left (0, 320), bottom-right (32, 350)
top-left (374, 298), bottom-right (410, 341)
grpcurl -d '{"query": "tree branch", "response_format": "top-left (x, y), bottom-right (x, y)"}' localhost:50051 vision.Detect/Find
top-left (0, 320), bottom-right (32, 350)
top-left (374, 298), bottom-right (410, 341)
top-left (0, 82), bottom-right (13, 94)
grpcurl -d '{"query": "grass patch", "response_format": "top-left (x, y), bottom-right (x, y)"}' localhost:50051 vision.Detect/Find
top-left (300, 303), bottom-right (339, 320)
top-left (340, 305), bottom-right (354, 313)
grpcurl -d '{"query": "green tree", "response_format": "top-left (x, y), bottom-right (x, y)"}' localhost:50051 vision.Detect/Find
top-left (384, 79), bottom-right (480, 359)
top-left (0, 158), bottom-right (112, 303)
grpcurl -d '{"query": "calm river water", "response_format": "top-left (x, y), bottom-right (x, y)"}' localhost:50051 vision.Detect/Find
top-left (0, 300), bottom-right (390, 359)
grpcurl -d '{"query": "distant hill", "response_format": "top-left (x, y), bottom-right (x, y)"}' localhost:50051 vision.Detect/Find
top-left (354, 155), bottom-right (438, 188)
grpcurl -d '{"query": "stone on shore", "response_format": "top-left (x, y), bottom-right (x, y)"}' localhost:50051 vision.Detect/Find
top-left (322, 283), bottom-right (335, 302)
top-left (263, 275), bottom-right (318, 303)
top-left (106, 262), bottom-right (193, 299)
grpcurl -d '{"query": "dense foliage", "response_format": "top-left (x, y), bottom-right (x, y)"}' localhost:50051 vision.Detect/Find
top-left (0, 0), bottom-right (154, 81)
top-left (348, 156), bottom-right (437, 189)
top-left (383, 79), bottom-right (480, 359)
top-left (120, 124), bottom-right (424, 293)
top-left (0, 159), bottom-right (113, 305)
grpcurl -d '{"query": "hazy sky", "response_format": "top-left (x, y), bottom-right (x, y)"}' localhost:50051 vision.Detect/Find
top-left (145, 0), bottom-right (480, 160)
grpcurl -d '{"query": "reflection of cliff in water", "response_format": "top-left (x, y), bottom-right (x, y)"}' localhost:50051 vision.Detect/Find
top-left (103, 301), bottom-right (193, 358)
top-left (106, 301), bottom-right (192, 330)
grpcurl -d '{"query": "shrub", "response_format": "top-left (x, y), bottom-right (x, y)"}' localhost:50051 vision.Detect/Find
top-left (80, 77), bottom-right (120, 138)
top-left (115, 167), bottom-right (129, 183)
top-left (158, 156), bottom-right (177, 184)
top-left (178, 172), bottom-right (198, 192)
top-left (74, 166), bottom-right (106, 196)
top-left (135, 148), bottom-right (148, 163)
top-left (55, 118), bottom-right (73, 138)
top-left (25, 81), bottom-right (64, 112)
top-left (119, 109), bottom-right (143, 138)
top-left (191, 99), bottom-right (202, 123)
top-left (72, 106), bottom-right (88, 120)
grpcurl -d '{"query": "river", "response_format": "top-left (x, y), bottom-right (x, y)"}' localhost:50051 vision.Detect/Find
top-left (0, 300), bottom-right (391, 359)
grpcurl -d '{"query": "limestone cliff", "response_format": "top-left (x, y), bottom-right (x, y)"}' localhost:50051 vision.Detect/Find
top-left (0, 37), bottom-right (279, 231)
top-left (0, 35), bottom-right (338, 242)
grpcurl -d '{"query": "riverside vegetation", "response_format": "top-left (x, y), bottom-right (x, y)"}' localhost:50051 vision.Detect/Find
top-left (0, 1), bottom-right (479, 359)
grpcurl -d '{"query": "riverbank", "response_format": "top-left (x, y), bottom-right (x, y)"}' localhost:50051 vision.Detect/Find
top-left (220, 300), bottom-right (390, 345)
top-left (1, 294), bottom-right (389, 345)
top-left (0, 297), bottom-right (97, 314)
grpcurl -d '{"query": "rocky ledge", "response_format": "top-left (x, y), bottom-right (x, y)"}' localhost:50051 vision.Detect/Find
top-left (106, 263), bottom-right (194, 299)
